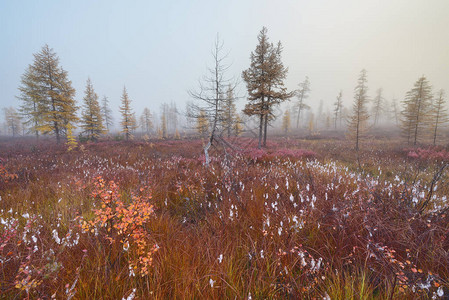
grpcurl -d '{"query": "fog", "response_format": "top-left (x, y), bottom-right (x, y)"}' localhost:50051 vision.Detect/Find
top-left (1, 0), bottom-right (448, 132)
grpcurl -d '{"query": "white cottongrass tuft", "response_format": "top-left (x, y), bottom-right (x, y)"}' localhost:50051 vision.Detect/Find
top-left (122, 288), bottom-right (136, 300)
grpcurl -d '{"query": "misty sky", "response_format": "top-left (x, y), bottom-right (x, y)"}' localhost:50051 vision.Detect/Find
top-left (1, 0), bottom-right (449, 125)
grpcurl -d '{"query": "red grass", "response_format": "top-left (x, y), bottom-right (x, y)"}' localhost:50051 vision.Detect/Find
top-left (0, 138), bottom-right (448, 298)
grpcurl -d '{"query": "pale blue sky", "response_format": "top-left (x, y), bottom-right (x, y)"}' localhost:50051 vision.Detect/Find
top-left (1, 0), bottom-right (449, 125)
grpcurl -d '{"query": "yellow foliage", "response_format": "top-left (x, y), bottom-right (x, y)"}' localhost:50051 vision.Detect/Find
top-left (66, 123), bottom-right (77, 151)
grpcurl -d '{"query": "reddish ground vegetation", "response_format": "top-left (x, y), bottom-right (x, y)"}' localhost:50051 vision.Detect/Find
top-left (0, 138), bottom-right (448, 298)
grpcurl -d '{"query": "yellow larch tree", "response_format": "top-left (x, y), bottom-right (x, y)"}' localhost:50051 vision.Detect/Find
top-left (119, 86), bottom-right (136, 140)
top-left (17, 45), bottom-right (78, 143)
top-left (81, 78), bottom-right (104, 141)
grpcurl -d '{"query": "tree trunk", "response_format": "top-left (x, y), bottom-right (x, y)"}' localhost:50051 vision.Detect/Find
top-left (433, 111), bottom-right (439, 146)
top-left (263, 110), bottom-right (268, 147)
top-left (55, 123), bottom-right (60, 143)
top-left (257, 96), bottom-right (265, 149)
top-left (204, 140), bottom-right (211, 166)
top-left (296, 105), bottom-right (301, 129)
top-left (413, 83), bottom-right (423, 146)
top-left (258, 114), bottom-right (263, 149)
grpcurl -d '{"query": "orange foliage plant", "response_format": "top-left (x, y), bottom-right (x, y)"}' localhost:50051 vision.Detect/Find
top-left (82, 177), bottom-right (158, 276)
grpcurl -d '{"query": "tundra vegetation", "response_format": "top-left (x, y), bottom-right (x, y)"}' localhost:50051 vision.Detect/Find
top-left (0, 137), bottom-right (448, 299)
top-left (2, 28), bottom-right (449, 300)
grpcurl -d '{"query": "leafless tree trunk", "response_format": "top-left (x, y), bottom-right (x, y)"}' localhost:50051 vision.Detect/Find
top-left (188, 35), bottom-right (237, 166)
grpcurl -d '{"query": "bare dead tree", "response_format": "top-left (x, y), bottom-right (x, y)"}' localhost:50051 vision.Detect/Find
top-left (295, 76), bottom-right (311, 129)
top-left (187, 34), bottom-right (237, 166)
top-left (333, 90), bottom-right (343, 130)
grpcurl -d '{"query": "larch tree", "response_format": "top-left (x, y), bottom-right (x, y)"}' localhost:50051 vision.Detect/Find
top-left (316, 100), bottom-right (324, 129)
top-left (295, 76), bottom-right (311, 129)
top-left (431, 89), bottom-right (448, 145)
top-left (168, 102), bottom-right (178, 135)
top-left (81, 78), bottom-right (104, 141)
top-left (282, 108), bottom-right (291, 134)
top-left (233, 114), bottom-right (243, 136)
top-left (101, 96), bottom-right (114, 133)
top-left (221, 85), bottom-right (238, 138)
top-left (242, 27), bottom-right (293, 149)
top-left (140, 107), bottom-right (153, 135)
top-left (17, 45), bottom-right (78, 143)
top-left (347, 69), bottom-right (370, 151)
top-left (3, 107), bottom-right (22, 137)
top-left (401, 76), bottom-right (432, 145)
top-left (66, 123), bottom-right (78, 151)
top-left (333, 90), bottom-right (343, 129)
top-left (372, 88), bottom-right (384, 127)
top-left (325, 111), bottom-right (331, 129)
top-left (391, 98), bottom-right (399, 126)
top-left (262, 42), bottom-right (293, 144)
top-left (130, 114), bottom-right (137, 135)
top-left (17, 65), bottom-right (42, 139)
top-left (160, 104), bottom-right (168, 139)
top-left (119, 86), bottom-right (136, 140)
top-left (196, 109), bottom-right (209, 138)
top-left (307, 112), bottom-right (315, 135)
